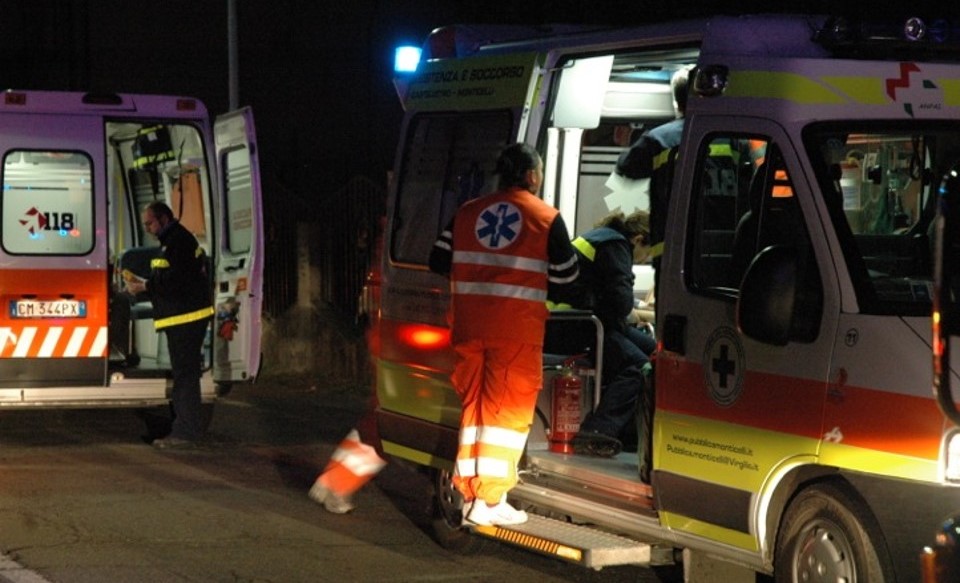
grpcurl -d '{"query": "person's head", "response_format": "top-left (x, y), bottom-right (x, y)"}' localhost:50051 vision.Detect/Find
top-left (141, 201), bottom-right (175, 238)
top-left (596, 210), bottom-right (651, 263)
top-left (671, 64), bottom-right (695, 118)
top-left (495, 143), bottom-right (544, 194)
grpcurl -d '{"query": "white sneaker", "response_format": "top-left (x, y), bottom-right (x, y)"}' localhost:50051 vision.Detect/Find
top-left (308, 482), bottom-right (356, 514)
top-left (466, 500), bottom-right (528, 526)
top-left (460, 500), bottom-right (474, 526)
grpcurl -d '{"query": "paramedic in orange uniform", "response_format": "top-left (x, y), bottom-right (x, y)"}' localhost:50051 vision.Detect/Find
top-left (429, 143), bottom-right (579, 526)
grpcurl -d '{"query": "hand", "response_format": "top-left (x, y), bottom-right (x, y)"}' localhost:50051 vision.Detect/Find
top-left (124, 279), bottom-right (146, 295)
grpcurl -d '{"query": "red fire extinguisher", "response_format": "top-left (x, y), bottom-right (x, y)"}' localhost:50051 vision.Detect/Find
top-left (549, 355), bottom-right (583, 453)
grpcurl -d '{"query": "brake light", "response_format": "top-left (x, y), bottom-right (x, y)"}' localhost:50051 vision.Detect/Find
top-left (176, 98), bottom-right (197, 111)
top-left (397, 324), bottom-right (449, 350)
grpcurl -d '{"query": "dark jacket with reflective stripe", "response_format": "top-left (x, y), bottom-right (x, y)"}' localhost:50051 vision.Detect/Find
top-left (571, 227), bottom-right (634, 334)
top-left (616, 118), bottom-right (684, 246)
top-left (146, 220), bottom-right (213, 330)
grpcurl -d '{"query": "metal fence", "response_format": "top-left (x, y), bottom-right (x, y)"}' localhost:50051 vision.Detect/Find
top-left (262, 174), bottom-right (387, 322)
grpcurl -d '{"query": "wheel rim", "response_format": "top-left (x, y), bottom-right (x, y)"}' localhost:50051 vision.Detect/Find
top-left (435, 469), bottom-right (465, 527)
top-left (793, 518), bottom-right (857, 582)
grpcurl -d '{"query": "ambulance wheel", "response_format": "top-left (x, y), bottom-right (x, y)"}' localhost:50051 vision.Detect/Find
top-left (774, 482), bottom-right (891, 583)
top-left (429, 468), bottom-right (484, 554)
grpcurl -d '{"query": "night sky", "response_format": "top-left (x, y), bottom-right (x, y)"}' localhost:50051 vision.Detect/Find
top-left (0, 1), bottom-right (954, 202)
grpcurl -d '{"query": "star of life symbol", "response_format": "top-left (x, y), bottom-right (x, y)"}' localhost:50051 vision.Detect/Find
top-left (19, 207), bottom-right (48, 235)
top-left (475, 201), bottom-right (522, 249)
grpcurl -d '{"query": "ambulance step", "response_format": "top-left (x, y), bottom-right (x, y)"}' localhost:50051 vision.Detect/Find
top-left (470, 514), bottom-right (666, 569)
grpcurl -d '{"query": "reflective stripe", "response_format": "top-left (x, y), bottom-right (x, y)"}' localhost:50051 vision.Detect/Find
top-left (652, 148), bottom-right (673, 171)
top-left (572, 237), bottom-right (596, 261)
top-left (479, 426), bottom-right (529, 450)
top-left (89, 326), bottom-right (108, 358)
top-left (551, 253), bottom-right (579, 272)
top-left (476, 456), bottom-right (510, 478)
top-left (0, 326), bottom-right (108, 358)
top-left (13, 328), bottom-right (36, 358)
top-left (457, 458), bottom-right (478, 477)
top-left (727, 70), bottom-right (846, 104)
top-left (460, 425), bottom-right (478, 445)
top-left (453, 281), bottom-right (547, 302)
top-left (709, 143), bottom-right (733, 158)
top-left (331, 441), bottom-right (386, 477)
top-left (151, 258), bottom-right (170, 269)
top-left (434, 239), bottom-right (452, 252)
top-left (453, 250), bottom-right (547, 273)
top-left (38, 327), bottom-right (62, 358)
top-left (549, 253), bottom-right (579, 284)
top-left (64, 327), bottom-right (88, 357)
top-left (154, 306), bottom-right (214, 330)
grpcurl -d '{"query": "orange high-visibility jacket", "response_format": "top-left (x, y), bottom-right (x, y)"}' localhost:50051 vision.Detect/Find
top-left (449, 187), bottom-right (559, 346)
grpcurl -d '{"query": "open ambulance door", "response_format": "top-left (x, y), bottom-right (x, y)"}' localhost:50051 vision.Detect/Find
top-left (213, 107), bottom-right (264, 385)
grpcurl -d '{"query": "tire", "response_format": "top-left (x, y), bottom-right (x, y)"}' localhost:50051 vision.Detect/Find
top-left (774, 482), bottom-right (891, 583)
top-left (428, 468), bottom-right (484, 554)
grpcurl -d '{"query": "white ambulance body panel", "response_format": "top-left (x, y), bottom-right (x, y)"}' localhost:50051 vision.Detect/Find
top-left (0, 91), bottom-right (263, 408)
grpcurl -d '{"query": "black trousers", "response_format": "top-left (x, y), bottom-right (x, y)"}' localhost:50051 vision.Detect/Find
top-left (164, 318), bottom-right (209, 440)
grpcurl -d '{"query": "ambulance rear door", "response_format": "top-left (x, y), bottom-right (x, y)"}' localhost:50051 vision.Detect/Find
top-left (213, 107), bottom-right (263, 384)
top-left (0, 113), bottom-right (108, 390)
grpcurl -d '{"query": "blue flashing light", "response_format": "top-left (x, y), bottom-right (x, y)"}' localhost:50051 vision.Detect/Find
top-left (394, 45), bottom-right (422, 73)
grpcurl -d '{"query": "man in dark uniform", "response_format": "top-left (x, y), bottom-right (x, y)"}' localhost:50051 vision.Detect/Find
top-left (615, 65), bottom-right (693, 280)
top-left (125, 201), bottom-right (213, 449)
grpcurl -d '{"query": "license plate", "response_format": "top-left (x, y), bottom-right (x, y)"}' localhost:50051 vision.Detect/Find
top-left (10, 299), bottom-right (86, 318)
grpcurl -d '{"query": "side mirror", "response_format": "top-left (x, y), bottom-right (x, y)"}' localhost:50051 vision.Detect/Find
top-left (736, 245), bottom-right (798, 346)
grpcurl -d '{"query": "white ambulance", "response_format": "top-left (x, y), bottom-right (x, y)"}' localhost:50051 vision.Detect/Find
top-left (0, 91), bottom-right (263, 414)
top-left (372, 14), bottom-right (960, 582)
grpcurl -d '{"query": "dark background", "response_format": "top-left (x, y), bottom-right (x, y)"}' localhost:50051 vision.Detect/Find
top-left (0, 1), bottom-right (950, 325)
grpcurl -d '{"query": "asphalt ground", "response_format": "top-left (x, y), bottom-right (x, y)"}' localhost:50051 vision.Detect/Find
top-left (0, 374), bottom-right (668, 582)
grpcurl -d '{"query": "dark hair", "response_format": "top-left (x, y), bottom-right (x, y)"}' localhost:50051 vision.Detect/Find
top-left (596, 210), bottom-right (650, 243)
top-left (145, 201), bottom-right (175, 221)
top-left (495, 143), bottom-right (540, 189)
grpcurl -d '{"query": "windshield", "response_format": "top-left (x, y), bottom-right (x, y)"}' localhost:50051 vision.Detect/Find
top-left (806, 123), bottom-right (960, 316)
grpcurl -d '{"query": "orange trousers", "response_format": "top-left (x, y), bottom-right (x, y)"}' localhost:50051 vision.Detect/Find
top-left (451, 338), bottom-right (542, 505)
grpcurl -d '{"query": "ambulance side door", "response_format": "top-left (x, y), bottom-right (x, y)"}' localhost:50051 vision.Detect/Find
top-left (213, 107), bottom-right (264, 383)
top-left (653, 116), bottom-right (838, 548)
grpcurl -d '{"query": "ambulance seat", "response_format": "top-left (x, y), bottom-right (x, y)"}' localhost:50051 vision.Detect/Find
top-left (543, 310), bottom-right (604, 409)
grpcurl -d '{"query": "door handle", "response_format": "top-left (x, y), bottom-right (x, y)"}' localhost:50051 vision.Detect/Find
top-left (663, 314), bottom-right (687, 355)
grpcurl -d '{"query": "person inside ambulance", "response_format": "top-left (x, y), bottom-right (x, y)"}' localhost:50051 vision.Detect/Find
top-left (568, 210), bottom-right (656, 460)
top-left (615, 64), bottom-right (694, 294)
top-left (428, 143), bottom-right (580, 527)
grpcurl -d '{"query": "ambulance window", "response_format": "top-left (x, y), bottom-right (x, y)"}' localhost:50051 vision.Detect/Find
top-left (223, 147), bottom-right (253, 254)
top-left (687, 134), bottom-right (757, 291)
top-left (807, 125), bottom-right (943, 316)
top-left (392, 111), bottom-right (513, 265)
top-left (1, 150), bottom-right (94, 255)
top-left (688, 136), bottom-right (821, 319)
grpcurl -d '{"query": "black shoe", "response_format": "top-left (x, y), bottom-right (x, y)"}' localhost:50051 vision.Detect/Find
top-left (571, 431), bottom-right (622, 458)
